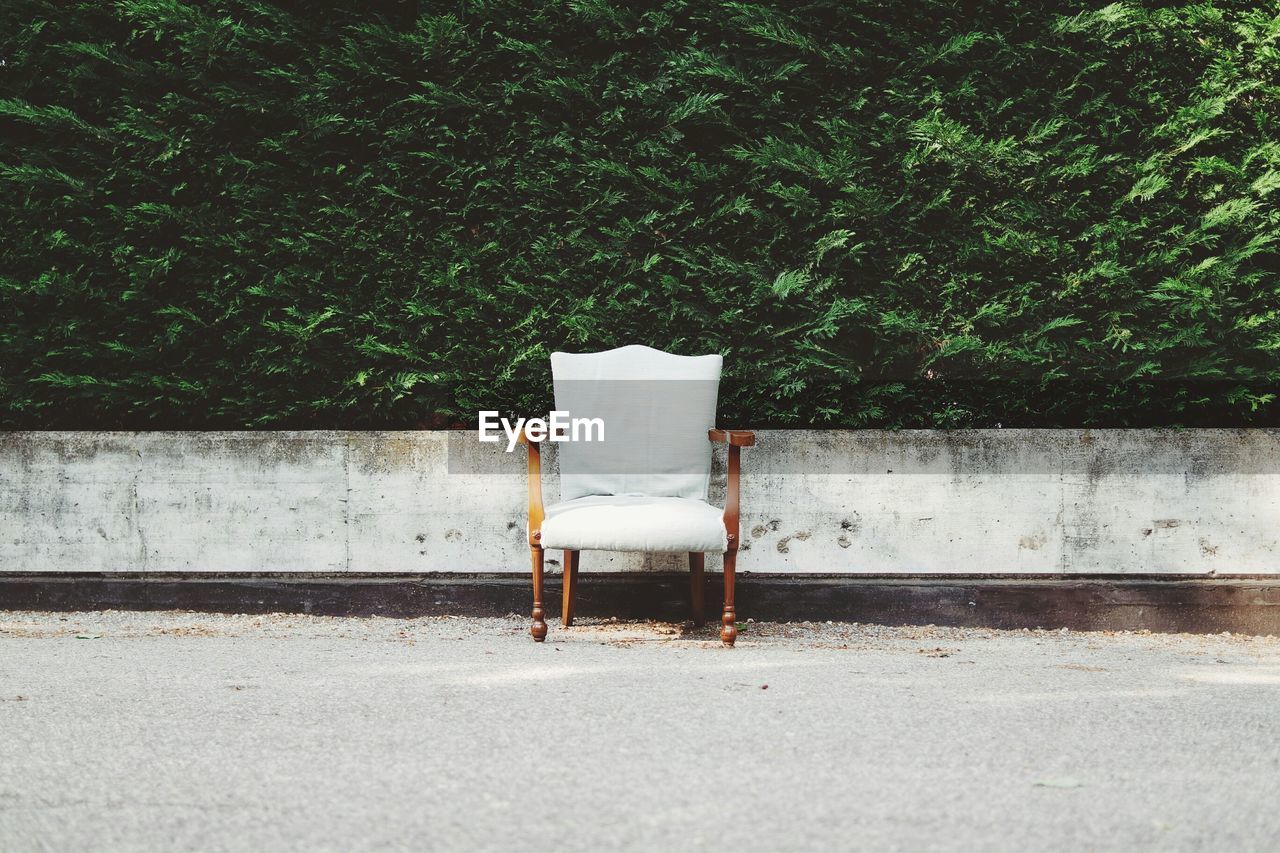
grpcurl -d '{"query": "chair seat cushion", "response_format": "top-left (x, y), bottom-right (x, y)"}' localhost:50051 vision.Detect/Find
top-left (539, 495), bottom-right (728, 553)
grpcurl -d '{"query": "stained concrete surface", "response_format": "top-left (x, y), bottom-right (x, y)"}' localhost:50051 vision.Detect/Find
top-left (6, 429), bottom-right (1280, 575)
top-left (2, 611), bottom-right (1279, 852)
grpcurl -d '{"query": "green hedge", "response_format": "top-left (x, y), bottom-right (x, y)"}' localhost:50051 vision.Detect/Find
top-left (3, 1), bottom-right (1279, 428)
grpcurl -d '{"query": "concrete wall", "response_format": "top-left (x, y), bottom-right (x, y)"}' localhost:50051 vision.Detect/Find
top-left (2, 430), bottom-right (1278, 575)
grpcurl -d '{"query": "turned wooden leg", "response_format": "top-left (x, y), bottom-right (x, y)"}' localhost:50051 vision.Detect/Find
top-left (530, 546), bottom-right (547, 641)
top-left (688, 552), bottom-right (705, 626)
top-left (562, 549), bottom-right (580, 627)
top-left (720, 550), bottom-right (737, 647)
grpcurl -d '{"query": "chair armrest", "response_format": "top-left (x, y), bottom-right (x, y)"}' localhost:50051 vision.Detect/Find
top-left (518, 428), bottom-right (545, 546)
top-left (709, 429), bottom-right (755, 551)
top-left (708, 428), bottom-right (756, 447)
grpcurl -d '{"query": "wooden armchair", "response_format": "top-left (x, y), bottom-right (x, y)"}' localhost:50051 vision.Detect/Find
top-left (520, 345), bottom-right (755, 646)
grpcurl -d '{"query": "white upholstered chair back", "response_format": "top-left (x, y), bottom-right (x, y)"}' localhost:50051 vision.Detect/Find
top-left (551, 345), bottom-right (722, 502)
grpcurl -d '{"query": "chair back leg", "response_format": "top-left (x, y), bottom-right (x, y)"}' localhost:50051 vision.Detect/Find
top-left (530, 546), bottom-right (547, 641)
top-left (688, 552), bottom-right (705, 626)
top-left (562, 550), bottom-right (580, 627)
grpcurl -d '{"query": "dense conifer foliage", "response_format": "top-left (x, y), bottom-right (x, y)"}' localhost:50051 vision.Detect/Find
top-left (2, 2), bottom-right (1278, 427)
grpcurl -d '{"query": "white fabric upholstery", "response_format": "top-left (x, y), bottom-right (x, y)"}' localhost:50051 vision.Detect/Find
top-left (551, 345), bottom-right (722, 502)
top-left (539, 495), bottom-right (728, 553)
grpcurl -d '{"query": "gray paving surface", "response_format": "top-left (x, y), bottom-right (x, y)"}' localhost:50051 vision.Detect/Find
top-left (2, 611), bottom-right (1279, 852)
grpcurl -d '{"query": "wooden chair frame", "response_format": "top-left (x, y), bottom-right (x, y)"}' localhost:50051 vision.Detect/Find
top-left (521, 427), bottom-right (755, 646)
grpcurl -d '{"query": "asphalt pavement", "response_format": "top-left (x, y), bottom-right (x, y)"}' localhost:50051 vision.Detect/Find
top-left (2, 611), bottom-right (1278, 852)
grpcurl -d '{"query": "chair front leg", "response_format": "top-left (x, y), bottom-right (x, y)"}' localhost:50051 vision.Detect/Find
top-left (721, 551), bottom-right (737, 646)
top-left (522, 431), bottom-right (547, 642)
top-left (719, 440), bottom-right (744, 647)
top-left (530, 546), bottom-right (547, 641)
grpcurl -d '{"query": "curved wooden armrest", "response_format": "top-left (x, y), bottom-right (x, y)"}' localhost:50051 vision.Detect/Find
top-left (708, 428), bottom-right (756, 447)
top-left (519, 427), bottom-right (544, 546)
top-left (709, 429), bottom-right (755, 551)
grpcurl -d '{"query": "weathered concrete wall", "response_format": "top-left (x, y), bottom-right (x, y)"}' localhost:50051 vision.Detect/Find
top-left (2, 430), bottom-right (1278, 574)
